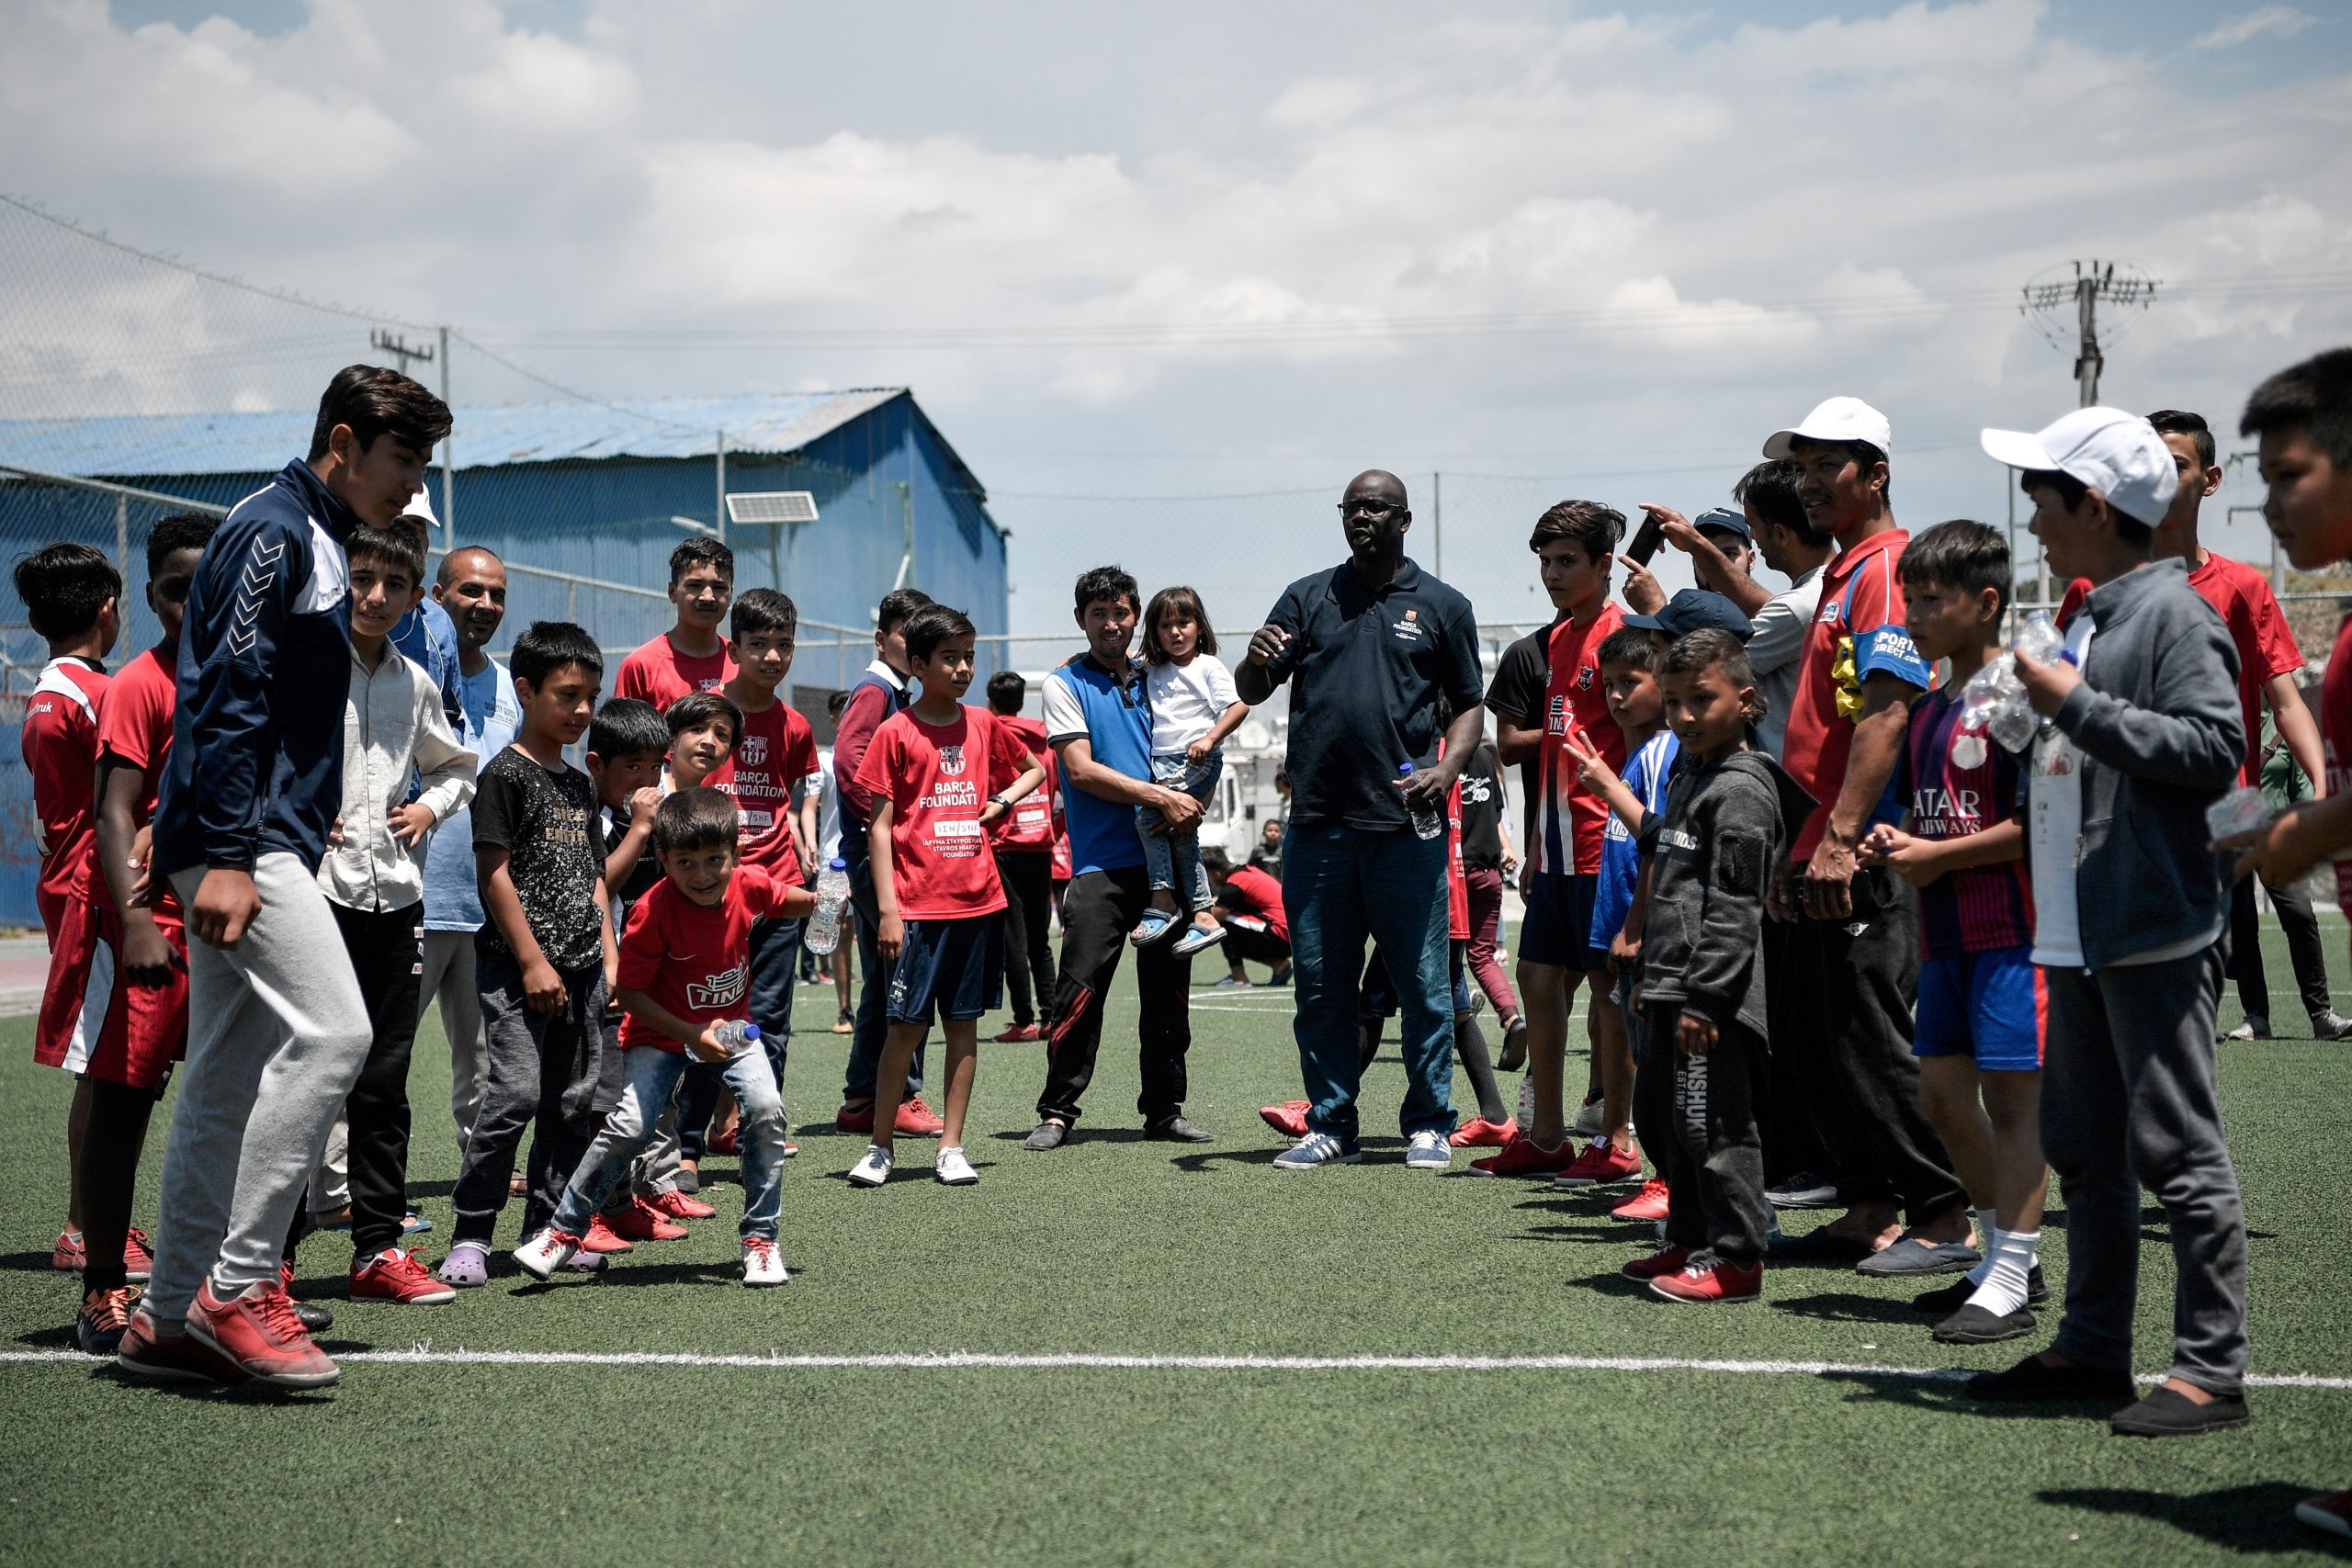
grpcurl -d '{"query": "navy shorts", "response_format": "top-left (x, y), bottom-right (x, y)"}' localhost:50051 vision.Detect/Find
top-left (1520, 872), bottom-right (1605, 971)
top-left (887, 916), bottom-right (1006, 1026)
top-left (1915, 945), bottom-right (2046, 1072)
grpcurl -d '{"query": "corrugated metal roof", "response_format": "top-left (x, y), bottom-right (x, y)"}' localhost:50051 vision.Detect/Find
top-left (0, 389), bottom-right (906, 479)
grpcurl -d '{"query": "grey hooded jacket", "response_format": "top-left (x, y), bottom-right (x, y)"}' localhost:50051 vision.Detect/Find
top-left (1640, 747), bottom-right (1815, 1037)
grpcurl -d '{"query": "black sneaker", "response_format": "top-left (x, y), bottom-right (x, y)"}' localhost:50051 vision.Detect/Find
top-left (2109, 1386), bottom-right (2251, 1437)
top-left (289, 1298), bottom-right (334, 1334)
top-left (1765, 1170), bottom-right (1840, 1209)
top-left (1963, 1354), bottom-right (2135, 1403)
top-left (1913, 1264), bottom-right (2046, 1314)
top-left (1022, 1121), bottom-right (1069, 1153)
top-left (1144, 1116), bottom-right (1215, 1144)
top-left (2313, 1010), bottom-right (2352, 1042)
top-left (1931, 1303), bottom-right (2037, 1345)
top-left (1497, 1016), bottom-right (1528, 1073)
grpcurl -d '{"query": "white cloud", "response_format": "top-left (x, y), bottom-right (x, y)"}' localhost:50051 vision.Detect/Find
top-left (2192, 6), bottom-right (2322, 51)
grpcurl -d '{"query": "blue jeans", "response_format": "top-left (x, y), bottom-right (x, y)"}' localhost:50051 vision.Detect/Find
top-left (555, 1044), bottom-right (787, 1242)
top-left (1137, 751), bottom-right (1220, 910)
top-left (1283, 823), bottom-right (1454, 1145)
top-left (678, 914), bottom-right (803, 1156)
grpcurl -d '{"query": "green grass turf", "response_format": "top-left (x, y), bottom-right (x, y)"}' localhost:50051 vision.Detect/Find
top-left (2, 925), bottom-right (2349, 1565)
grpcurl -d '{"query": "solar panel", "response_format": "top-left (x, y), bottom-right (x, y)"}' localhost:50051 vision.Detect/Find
top-left (726, 491), bottom-right (820, 525)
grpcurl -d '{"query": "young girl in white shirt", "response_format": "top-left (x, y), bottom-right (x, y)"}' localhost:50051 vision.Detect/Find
top-left (1133, 586), bottom-right (1251, 955)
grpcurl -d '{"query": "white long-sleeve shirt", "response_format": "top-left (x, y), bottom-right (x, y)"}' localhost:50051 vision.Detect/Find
top-left (317, 640), bottom-right (477, 913)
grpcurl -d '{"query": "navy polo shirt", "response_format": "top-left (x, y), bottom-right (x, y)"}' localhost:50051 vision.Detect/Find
top-left (1040, 652), bottom-right (1154, 876)
top-left (1259, 558), bottom-right (1484, 834)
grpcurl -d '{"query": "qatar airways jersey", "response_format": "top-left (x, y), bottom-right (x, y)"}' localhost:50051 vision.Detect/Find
top-left (1896, 687), bottom-right (2033, 956)
top-left (21, 656), bottom-right (109, 925)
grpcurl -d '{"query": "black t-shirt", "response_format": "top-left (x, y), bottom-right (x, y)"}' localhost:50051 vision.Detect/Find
top-left (472, 746), bottom-right (605, 974)
top-left (1487, 625), bottom-right (1554, 856)
top-left (1259, 558), bottom-right (1486, 834)
top-left (1458, 742), bottom-right (1508, 869)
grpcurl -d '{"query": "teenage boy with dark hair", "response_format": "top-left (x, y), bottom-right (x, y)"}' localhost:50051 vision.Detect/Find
top-left (302, 524), bottom-right (475, 1305)
top-left (69, 515), bottom-right (214, 1352)
top-left (986, 669), bottom-right (1060, 1042)
top-left (1758, 397), bottom-right (1971, 1269)
top-left (1860, 521), bottom-right (2045, 1338)
top-left (1474, 499), bottom-right (1627, 1179)
top-left (437, 622), bottom-right (619, 1289)
top-left (518, 787), bottom-right (815, 1285)
top-left (1967, 408), bottom-right (2250, 1438)
top-left (123, 363), bottom-right (451, 1389)
top-left (615, 537), bottom-right (738, 707)
top-left (17, 541), bottom-right (124, 1316)
top-left (851, 604), bottom-right (1046, 1186)
top-left (832, 587), bottom-right (944, 1136)
top-left (2222, 346), bottom-right (2352, 1531)
top-left (1026, 565), bottom-right (1216, 1150)
top-left (2056, 410), bottom-right (2342, 1041)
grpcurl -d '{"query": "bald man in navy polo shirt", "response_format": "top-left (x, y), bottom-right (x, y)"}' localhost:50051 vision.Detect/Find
top-left (1238, 470), bottom-right (1487, 1172)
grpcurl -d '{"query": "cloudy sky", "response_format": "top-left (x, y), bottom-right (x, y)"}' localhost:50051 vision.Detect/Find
top-left (5, 0), bottom-right (2350, 637)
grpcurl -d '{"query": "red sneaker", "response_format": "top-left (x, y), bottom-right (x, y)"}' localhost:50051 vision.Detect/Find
top-left (650, 1189), bottom-right (716, 1221)
top-left (1620, 1244), bottom-right (1690, 1281)
top-left (115, 1304), bottom-right (248, 1386)
top-left (994, 1023), bottom-right (1042, 1043)
top-left (1466, 1134), bottom-right (1577, 1179)
top-left (2298, 1489), bottom-right (2352, 1540)
top-left (609, 1196), bottom-right (688, 1242)
top-left (51, 1230), bottom-right (84, 1273)
top-left (1259, 1100), bottom-right (1310, 1138)
top-left (349, 1247), bottom-right (458, 1304)
top-left (835, 1102), bottom-right (876, 1134)
top-left (897, 1096), bottom-right (945, 1136)
top-left (189, 1278), bottom-right (341, 1388)
top-left (1648, 1255), bottom-right (1763, 1304)
top-left (1611, 1179), bottom-right (1671, 1223)
top-left (580, 1213), bottom-right (634, 1254)
top-left (122, 1227), bottom-right (154, 1283)
top-left (1448, 1116), bottom-right (1516, 1148)
top-left (1555, 1138), bottom-right (1643, 1188)
top-left (707, 1125), bottom-right (741, 1156)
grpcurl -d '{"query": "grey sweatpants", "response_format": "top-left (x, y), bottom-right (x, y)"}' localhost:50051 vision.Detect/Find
top-left (148, 856), bottom-right (369, 1327)
top-left (419, 929), bottom-right (488, 1153)
top-left (2041, 942), bottom-right (2249, 1395)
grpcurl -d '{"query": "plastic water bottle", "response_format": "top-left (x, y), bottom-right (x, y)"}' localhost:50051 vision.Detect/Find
top-left (711, 1020), bottom-right (761, 1057)
top-left (806, 857), bottom-right (851, 955)
top-left (1971, 612), bottom-right (2076, 753)
top-left (1399, 762), bottom-right (1443, 840)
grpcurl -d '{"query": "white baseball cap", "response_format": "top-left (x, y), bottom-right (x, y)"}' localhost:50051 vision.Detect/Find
top-left (400, 487), bottom-right (440, 529)
top-left (1762, 396), bottom-right (1892, 460)
top-left (1978, 407), bottom-right (2173, 527)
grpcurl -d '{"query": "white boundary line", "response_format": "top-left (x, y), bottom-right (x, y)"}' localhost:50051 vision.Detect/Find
top-left (2, 1347), bottom-right (2345, 1387)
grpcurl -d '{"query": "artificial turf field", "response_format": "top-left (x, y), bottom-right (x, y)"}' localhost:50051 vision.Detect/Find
top-left (1, 924), bottom-right (2348, 1567)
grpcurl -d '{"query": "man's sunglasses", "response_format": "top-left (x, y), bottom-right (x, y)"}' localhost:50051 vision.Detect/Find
top-left (1339, 499), bottom-right (1405, 518)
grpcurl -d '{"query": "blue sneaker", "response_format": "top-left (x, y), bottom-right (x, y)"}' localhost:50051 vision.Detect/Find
top-left (1128, 909), bottom-right (1178, 949)
top-left (1170, 922), bottom-right (1227, 958)
top-left (1272, 1132), bottom-right (1362, 1171)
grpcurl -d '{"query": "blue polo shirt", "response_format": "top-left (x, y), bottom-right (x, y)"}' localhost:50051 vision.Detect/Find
top-left (1040, 653), bottom-right (1154, 876)
top-left (1258, 558), bottom-right (1484, 834)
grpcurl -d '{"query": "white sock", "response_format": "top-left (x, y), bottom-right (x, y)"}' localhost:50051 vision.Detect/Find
top-left (1964, 1227), bottom-right (2040, 1316)
top-left (1963, 1206), bottom-right (1999, 1284)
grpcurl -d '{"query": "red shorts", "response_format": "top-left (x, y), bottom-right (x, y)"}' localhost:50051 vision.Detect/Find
top-left (34, 894), bottom-right (187, 1092)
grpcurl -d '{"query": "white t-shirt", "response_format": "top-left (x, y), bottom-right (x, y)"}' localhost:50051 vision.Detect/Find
top-left (816, 746), bottom-right (842, 861)
top-left (1145, 654), bottom-right (1240, 757)
top-left (1749, 566), bottom-right (1824, 761)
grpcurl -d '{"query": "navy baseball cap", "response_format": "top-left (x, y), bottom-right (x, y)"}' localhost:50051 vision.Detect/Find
top-left (1693, 506), bottom-right (1750, 543)
top-left (1622, 588), bottom-right (1754, 642)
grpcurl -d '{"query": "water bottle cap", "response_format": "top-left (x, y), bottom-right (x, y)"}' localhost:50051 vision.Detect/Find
top-left (828, 858), bottom-right (847, 870)
top-left (1397, 761), bottom-right (1416, 775)
top-left (741, 1022), bottom-right (761, 1041)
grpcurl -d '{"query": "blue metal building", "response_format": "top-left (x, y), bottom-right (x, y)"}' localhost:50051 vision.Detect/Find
top-left (0, 388), bottom-right (1006, 927)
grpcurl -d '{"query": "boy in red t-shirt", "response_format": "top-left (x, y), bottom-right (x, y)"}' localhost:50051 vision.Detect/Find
top-left (13, 541), bottom-right (122, 1291)
top-left (518, 787), bottom-right (815, 1287)
top-left (849, 605), bottom-right (1046, 1188)
top-left (612, 537), bottom-right (737, 707)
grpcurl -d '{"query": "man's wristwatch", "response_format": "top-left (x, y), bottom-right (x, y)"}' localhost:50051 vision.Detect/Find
top-left (987, 794), bottom-right (1012, 809)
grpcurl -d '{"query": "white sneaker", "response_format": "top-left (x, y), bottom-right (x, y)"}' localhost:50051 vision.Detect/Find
top-left (741, 1237), bottom-right (788, 1287)
top-left (512, 1227), bottom-right (581, 1280)
top-left (847, 1144), bottom-right (894, 1188)
top-left (1405, 1129), bottom-right (1452, 1171)
top-left (935, 1146), bottom-right (979, 1186)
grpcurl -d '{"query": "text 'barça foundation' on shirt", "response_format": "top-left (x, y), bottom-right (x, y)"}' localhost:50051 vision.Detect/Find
top-left (1533, 606), bottom-right (1626, 876)
top-left (22, 654), bottom-right (108, 921)
top-left (712, 698), bottom-right (820, 884)
top-left (855, 704), bottom-right (1035, 920)
top-left (989, 713), bottom-right (1057, 852)
top-left (1896, 688), bottom-right (2034, 957)
top-left (1780, 528), bottom-right (1931, 861)
top-left (1258, 558), bottom-right (1485, 835)
top-left (616, 864), bottom-right (793, 1051)
top-left (1040, 655), bottom-right (1155, 876)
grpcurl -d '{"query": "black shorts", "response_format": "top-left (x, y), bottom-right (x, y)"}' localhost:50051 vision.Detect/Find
top-left (887, 916), bottom-right (1006, 1026)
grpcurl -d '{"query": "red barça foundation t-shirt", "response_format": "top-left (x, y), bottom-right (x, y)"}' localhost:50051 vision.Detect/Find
top-left (855, 705), bottom-right (1035, 920)
top-left (711, 697), bottom-right (820, 883)
top-left (616, 864), bottom-right (792, 1052)
top-left (614, 633), bottom-right (736, 710)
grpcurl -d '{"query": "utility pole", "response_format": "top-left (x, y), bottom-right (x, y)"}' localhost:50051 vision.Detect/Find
top-left (1431, 471), bottom-right (1442, 579)
top-left (436, 324), bottom-right (454, 546)
top-left (2020, 261), bottom-right (2155, 409)
top-left (370, 328), bottom-right (435, 379)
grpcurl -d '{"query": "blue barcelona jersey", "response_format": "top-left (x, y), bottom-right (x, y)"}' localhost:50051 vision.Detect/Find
top-left (1896, 688), bottom-right (2034, 957)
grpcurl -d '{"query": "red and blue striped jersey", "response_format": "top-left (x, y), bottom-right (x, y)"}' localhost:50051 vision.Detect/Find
top-left (1897, 688), bottom-right (2034, 957)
